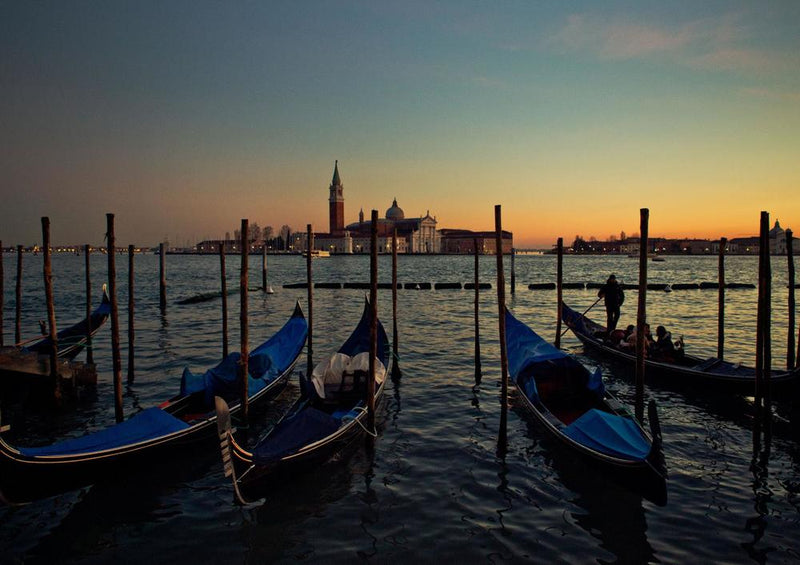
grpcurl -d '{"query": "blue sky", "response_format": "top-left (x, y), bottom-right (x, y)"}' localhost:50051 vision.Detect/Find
top-left (2, 1), bottom-right (799, 247)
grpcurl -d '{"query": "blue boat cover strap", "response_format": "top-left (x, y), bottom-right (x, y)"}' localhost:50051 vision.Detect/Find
top-left (563, 409), bottom-right (651, 461)
top-left (253, 407), bottom-right (341, 465)
top-left (19, 407), bottom-right (189, 457)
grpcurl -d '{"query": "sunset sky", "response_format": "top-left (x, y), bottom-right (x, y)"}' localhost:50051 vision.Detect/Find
top-left (2, 1), bottom-right (798, 248)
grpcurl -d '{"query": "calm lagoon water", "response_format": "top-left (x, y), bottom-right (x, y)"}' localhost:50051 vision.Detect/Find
top-left (1, 253), bottom-right (799, 564)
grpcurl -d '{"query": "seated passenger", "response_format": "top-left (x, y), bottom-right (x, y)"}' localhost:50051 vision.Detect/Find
top-left (651, 325), bottom-right (675, 361)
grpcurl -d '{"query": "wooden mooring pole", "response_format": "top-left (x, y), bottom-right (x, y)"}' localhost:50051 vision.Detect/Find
top-left (262, 245), bottom-right (267, 292)
top-left (159, 242), bottom-right (167, 312)
top-left (220, 243), bottom-right (228, 359)
top-left (718, 237), bottom-right (726, 360)
top-left (495, 205), bottom-right (509, 455)
top-left (473, 238), bottom-right (481, 386)
top-left (127, 244), bottom-right (135, 383)
top-left (107, 214), bottom-right (124, 423)
top-left (754, 211), bottom-right (772, 442)
top-left (42, 217), bottom-right (61, 402)
top-left (368, 211), bottom-right (378, 432)
top-left (392, 228), bottom-right (400, 378)
top-left (635, 208), bottom-right (649, 424)
top-left (239, 219), bottom-right (249, 419)
top-left (15, 245), bottom-right (22, 345)
top-left (0, 239), bottom-right (3, 347)
top-left (555, 237), bottom-right (564, 349)
top-left (306, 224), bottom-right (313, 377)
top-left (510, 247), bottom-right (516, 296)
top-left (786, 229), bottom-right (795, 370)
top-left (84, 244), bottom-right (93, 365)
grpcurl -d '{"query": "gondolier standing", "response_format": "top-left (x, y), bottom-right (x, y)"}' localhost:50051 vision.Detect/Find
top-left (598, 274), bottom-right (624, 334)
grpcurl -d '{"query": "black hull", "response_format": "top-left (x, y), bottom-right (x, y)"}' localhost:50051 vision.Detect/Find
top-left (561, 302), bottom-right (800, 394)
top-left (0, 365), bottom-right (294, 505)
top-left (512, 382), bottom-right (666, 504)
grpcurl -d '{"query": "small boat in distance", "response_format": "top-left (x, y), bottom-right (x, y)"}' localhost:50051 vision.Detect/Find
top-left (561, 302), bottom-right (800, 392)
top-left (216, 299), bottom-right (389, 503)
top-left (504, 308), bottom-right (666, 502)
top-left (0, 303), bottom-right (308, 504)
top-left (303, 249), bottom-right (330, 258)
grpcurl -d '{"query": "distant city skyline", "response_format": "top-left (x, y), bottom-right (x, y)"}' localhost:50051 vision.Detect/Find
top-left (2, 2), bottom-right (798, 248)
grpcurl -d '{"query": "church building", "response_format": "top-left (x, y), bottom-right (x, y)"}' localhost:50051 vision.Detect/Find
top-left (313, 162), bottom-right (441, 254)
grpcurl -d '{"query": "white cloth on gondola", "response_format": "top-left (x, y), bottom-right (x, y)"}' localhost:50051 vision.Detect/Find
top-left (311, 351), bottom-right (386, 399)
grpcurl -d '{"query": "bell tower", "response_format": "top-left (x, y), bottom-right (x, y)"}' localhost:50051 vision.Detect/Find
top-left (329, 160), bottom-right (344, 235)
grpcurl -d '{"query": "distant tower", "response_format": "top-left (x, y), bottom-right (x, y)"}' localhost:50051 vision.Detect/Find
top-left (359, 208), bottom-right (364, 224)
top-left (329, 160), bottom-right (344, 235)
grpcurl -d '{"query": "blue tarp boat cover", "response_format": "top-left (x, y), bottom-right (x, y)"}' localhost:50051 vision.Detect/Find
top-left (253, 406), bottom-right (341, 465)
top-left (563, 408), bottom-right (651, 461)
top-left (505, 308), bottom-right (568, 380)
top-left (180, 313), bottom-right (307, 408)
top-left (19, 407), bottom-right (189, 457)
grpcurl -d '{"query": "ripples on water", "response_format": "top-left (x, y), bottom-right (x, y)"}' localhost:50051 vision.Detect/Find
top-left (1, 253), bottom-right (799, 563)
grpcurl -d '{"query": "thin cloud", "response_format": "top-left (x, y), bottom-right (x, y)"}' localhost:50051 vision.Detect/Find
top-left (547, 12), bottom-right (794, 76)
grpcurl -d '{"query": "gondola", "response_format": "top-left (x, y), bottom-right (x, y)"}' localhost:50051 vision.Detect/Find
top-left (504, 308), bottom-right (665, 497)
top-left (0, 303), bottom-right (308, 504)
top-left (216, 299), bottom-right (389, 503)
top-left (561, 302), bottom-right (800, 392)
top-left (0, 286), bottom-right (111, 376)
top-left (24, 286), bottom-right (112, 360)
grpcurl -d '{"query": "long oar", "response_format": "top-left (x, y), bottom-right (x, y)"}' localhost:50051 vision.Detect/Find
top-left (559, 296), bottom-right (602, 339)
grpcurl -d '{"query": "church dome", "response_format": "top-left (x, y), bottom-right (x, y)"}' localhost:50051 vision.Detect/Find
top-left (386, 198), bottom-right (405, 221)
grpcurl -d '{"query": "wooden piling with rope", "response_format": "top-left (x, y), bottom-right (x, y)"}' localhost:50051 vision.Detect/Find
top-left (41, 217), bottom-right (61, 402)
top-left (368, 210), bottom-right (378, 432)
top-left (495, 205), bottom-right (509, 455)
top-left (220, 243), bottom-right (228, 359)
top-left (555, 237), bottom-right (563, 349)
top-left (392, 228), bottom-right (400, 378)
top-left (635, 208), bottom-right (648, 424)
top-left (159, 242), bottom-right (167, 312)
top-left (107, 214), bottom-right (124, 423)
top-left (239, 219), bottom-right (249, 419)
top-left (718, 237), bottom-right (726, 360)
top-left (15, 245), bottom-right (22, 345)
top-left (786, 229), bottom-right (795, 370)
top-left (0, 239), bottom-right (3, 348)
top-left (473, 238), bottom-right (481, 385)
top-left (306, 224), bottom-right (313, 377)
top-left (84, 244), bottom-right (93, 365)
top-left (127, 244), bottom-right (135, 383)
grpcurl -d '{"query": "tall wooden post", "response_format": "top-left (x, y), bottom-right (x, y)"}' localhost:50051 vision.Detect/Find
top-left (84, 244), bottom-right (94, 364)
top-left (755, 212), bottom-right (772, 413)
top-left (219, 243), bottom-right (228, 359)
top-left (262, 245), bottom-right (267, 291)
top-left (718, 237), bottom-right (726, 360)
top-left (239, 219), bottom-right (249, 419)
top-left (0, 239), bottom-right (3, 347)
top-left (159, 242), bottom-right (167, 312)
top-left (786, 229), bottom-right (795, 370)
top-left (306, 224), bottom-right (313, 376)
top-left (127, 245), bottom-right (135, 383)
top-left (41, 218), bottom-right (61, 402)
top-left (495, 205), bottom-right (509, 454)
top-left (392, 228), bottom-right (400, 378)
top-left (635, 208), bottom-right (649, 423)
top-left (555, 238), bottom-right (564, 349)
top-left (107, 214), bottom-right (123, 423)
top-left (15, 245), bottom-right (22, 345)
top-left (368, 211), bottom-right (378, 431)
top-left (473, 238), bottom-right (481, 385)
top-left (510, 247), bottom-right (516, 296)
